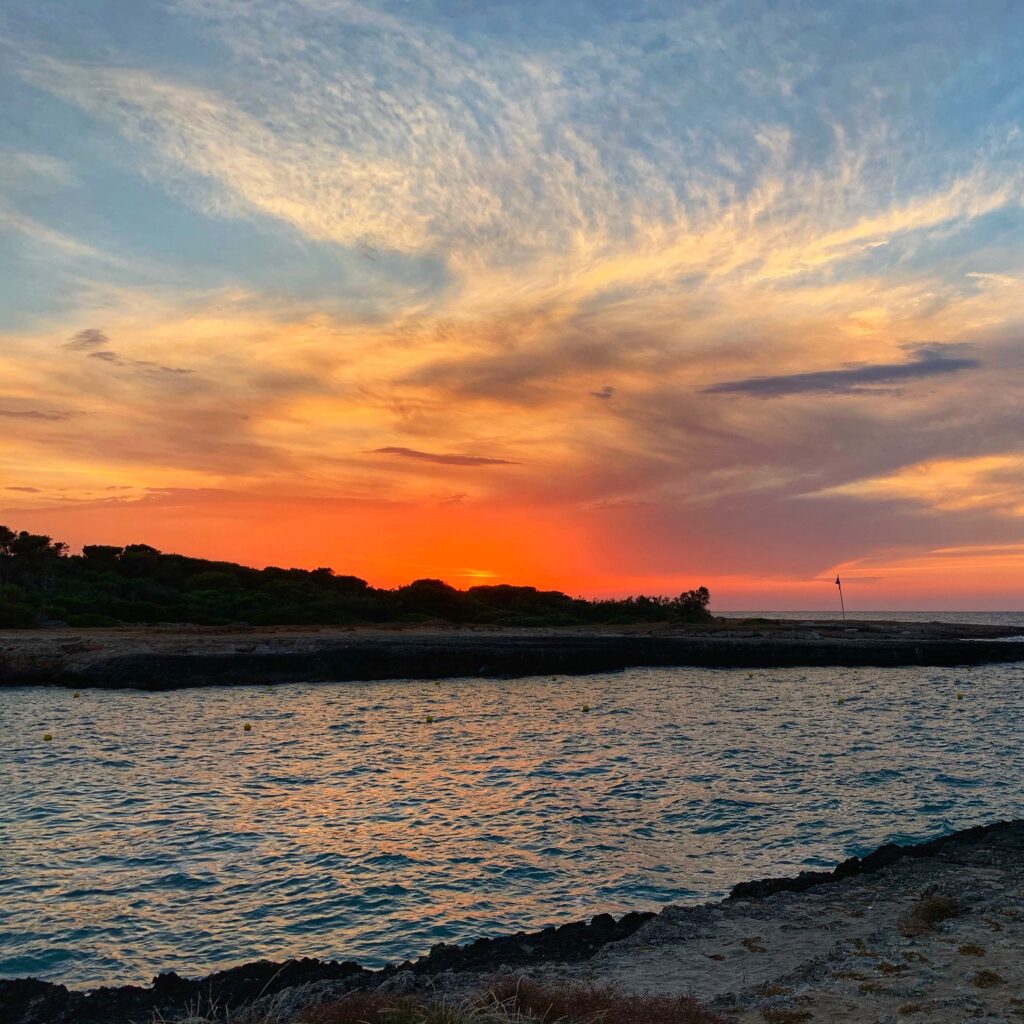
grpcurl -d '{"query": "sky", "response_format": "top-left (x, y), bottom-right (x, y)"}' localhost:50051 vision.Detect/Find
top-left (2, 0), bottom-right (1023, 608)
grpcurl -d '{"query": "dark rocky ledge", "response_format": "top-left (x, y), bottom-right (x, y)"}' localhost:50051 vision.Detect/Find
top-left (1, 619), bottom-right (1022, 689)
top-left (2, 819), bottom-right (1022, 1024)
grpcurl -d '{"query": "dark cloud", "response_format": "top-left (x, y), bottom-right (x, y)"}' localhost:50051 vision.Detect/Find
top-left (371, 446), bottom-right (519, 466)
top-left (5, 486), bottom-right (41, 493)
top-left (703, 344), bottom-right (980, 397)
top-left (65, 328), bottom-right (109, 351)
top-left (0, 407), bottom-right (72, 420)
top-left (590, 385), bottom-right (616, 399)
top-left (87, 350), bottom-right (194, 375)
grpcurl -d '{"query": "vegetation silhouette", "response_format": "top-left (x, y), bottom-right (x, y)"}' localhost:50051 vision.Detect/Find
top-left (0, 525), bottom-right (711, 628)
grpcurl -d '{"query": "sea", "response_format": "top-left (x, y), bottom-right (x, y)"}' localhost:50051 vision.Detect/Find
top-left (2, 630), bottom-right (1024, 988)
top-left (720, 610), bottom-right (1024, 627)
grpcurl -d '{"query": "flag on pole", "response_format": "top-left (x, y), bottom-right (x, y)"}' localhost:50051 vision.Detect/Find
top-left (835, 575), bottom-right (840, 586)
top-left (835, 574), bottom-right (845, 620)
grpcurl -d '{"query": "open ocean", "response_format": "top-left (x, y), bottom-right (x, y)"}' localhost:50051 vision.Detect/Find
top-left (3, 656), bottom-right (1024, 988)
top-left (719, 610), bottom-right (1024, 627)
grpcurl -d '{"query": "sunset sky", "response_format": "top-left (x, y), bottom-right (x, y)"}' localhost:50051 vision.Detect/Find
top-left (2, 1), bottom-right (1023, 608)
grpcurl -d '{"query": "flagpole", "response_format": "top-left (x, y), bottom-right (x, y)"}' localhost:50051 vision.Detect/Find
top-left (835, 575), bottom-right (845, 622)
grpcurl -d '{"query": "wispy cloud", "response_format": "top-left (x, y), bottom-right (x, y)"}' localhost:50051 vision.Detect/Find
top-left (370, 447), bottom-right (519, 467)
top-left (65, 328), bottom-right (109, 351)
top-left (86, 349), bottom-right (194, 375)
top-left (704, 344), bottom-right (980, 397)
top-left (0, 407), bottom-right (73, 421)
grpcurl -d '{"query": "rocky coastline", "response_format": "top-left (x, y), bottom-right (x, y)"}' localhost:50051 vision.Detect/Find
top-left (4, 819), bottom-right (1023, 1024)
top-left (2, 619), bottom-right (1022, 689)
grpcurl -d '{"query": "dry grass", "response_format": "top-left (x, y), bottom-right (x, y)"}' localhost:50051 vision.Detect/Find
top-left (897, 894), bottom-right (960, 937)
top-left (487, 978), bottom-right (730, 1024)
top-left (857, 981), bottom-right (887, 994)
top-left (876, 962), bottom-right (906, 976)
top-left (971, 969), bottom-right (1005, 988)
top-left (299, 993), bottom-right (494, 1024)
top-left (957, 943), bottom-right (985, 956)
top-left (759, 1009), bottom-right (812, 1024)
top-left (300, 979), bottom-right (730, 1024)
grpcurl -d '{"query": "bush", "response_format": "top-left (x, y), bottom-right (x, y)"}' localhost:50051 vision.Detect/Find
top-left (0, 600), bottom-right (35, 628)
top-left (65, 613), bottom-right (121, 628)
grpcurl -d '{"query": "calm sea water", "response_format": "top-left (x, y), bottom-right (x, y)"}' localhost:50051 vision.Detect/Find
top-left (3, 662), bottom-right (1024, 988)
top-left (720, 610), bottom-right (1024, 627)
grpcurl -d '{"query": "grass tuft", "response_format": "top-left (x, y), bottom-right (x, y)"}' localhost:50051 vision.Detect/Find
top-left (971, 969), bottom-right (1005, 988)
top-left (759, 1009), bottom-right (812, 1023)
top-left (897, 894), bottom-right (960, 937)
top-left (957, 943), bottom-right (985, 956)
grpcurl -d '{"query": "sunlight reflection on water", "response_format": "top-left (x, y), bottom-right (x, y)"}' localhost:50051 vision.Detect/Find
top-left (2, 662), bottom-right (1023, 986)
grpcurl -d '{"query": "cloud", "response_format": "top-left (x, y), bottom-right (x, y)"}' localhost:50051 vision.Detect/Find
top-left (5, 486), bottom-right (41, 493)
top-left (590, 385), bottom-right (615, 400)
top-left (817, 452), bottom-right (1024, 517)
top-left (0, 407), bottom-right (72, 421)
top-left (703, 344), bottom-right (980, 397)
top-left (371, 447), bottom-right (519, 466)
top-left (65, 328), bottom-right (108, 351)
top-left (86, 349), bottom-right (194, 375)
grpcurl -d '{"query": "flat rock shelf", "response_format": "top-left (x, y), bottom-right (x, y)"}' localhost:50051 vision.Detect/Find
top-left (2, 620), bottom-right (1023, 689)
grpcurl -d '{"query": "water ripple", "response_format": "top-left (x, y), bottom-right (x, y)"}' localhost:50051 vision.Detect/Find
top-left (2, 662), bottom-right (1024, 987)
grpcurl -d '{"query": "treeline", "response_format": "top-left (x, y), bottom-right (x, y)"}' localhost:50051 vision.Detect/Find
top-left (0, 525), bottom-right (712, 629)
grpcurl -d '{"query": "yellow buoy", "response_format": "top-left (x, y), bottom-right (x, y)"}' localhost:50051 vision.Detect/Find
top-left (837, 697), bottom-right (845, 705)
top-left (957, 693), bottom-right (964, 700)
top-left (425, 715), bottom-right (434, 724)
top-left (582, 704), bottom-right (591, 712)
top-left (43, 733), bottom-right (52, 742)
top-left (73, 692), bottom-right (80, 699)
top-left (243, 723), bottom-right (252, 731)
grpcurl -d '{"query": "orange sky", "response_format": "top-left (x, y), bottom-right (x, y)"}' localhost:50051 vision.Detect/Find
top-left (3, 2), bottom-right (1024, 608)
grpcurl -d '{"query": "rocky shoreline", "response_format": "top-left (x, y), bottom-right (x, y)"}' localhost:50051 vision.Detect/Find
top-left (2, 619), bottom-right (1022, 689)
top-left (4, 819), bottom-right (1022, 1024)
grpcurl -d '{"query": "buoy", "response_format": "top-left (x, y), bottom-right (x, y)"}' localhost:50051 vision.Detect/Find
top-left (243, 723), bottom-right (252, 731)
top-left (582, 704), bottom-right (591, 712)
top-left (957, 693), bottom-right (964, 700)
top-left (837, 697), bottom-right (845, 705)
top-left (425, 715), bottom-right (434, 724)
top-left (73, 692), bottom-right (80, 699)
top-left (43, 733), bottom-right (52, 742)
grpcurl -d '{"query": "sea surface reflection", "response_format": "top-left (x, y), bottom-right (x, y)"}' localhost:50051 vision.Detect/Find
top-left (2, 662), bottom-right (1023, 987)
